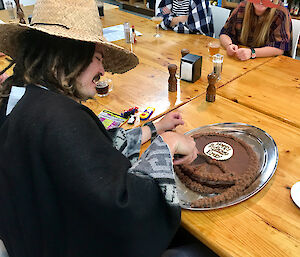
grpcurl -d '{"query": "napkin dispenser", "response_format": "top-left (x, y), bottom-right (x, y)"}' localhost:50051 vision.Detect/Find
top-left (180, 54), bottom-right (202, 83)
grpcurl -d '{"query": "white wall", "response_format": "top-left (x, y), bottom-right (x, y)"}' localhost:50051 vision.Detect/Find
top-left (4, 0), bottom-right (36, 9)
top-left (20, 0), bottom-right (36, 6)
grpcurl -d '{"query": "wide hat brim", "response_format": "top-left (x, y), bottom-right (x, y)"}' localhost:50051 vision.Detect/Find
top-left (0, 0), bottom-right (139, 74)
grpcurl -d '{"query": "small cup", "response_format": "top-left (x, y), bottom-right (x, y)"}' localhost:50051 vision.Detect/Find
top-left (6, 1), bottom-right (15, 20)
top-left (212, 54), bottom-right (223, 81)
top-left (208, 41), bottom-right (220, 57)
top-left (97, 3), bottom-right (104, 17)
top-left (28, 15), bottom-right (32, 24)
top-left (96, 78), bottom-right (113, 97)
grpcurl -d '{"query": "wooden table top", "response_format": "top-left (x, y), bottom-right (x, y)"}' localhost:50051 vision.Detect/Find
top-left (217, 55), bottom-right (300, 129)
top-left (173, 94), bottom-right (300, 257)
top-left (0, 3), bottom-right (117, 23)
top-left (0, 5), bottom-right (33, 23)
top-left (0, 6), bottom-right (274, 122)
top-left (85, 7), bottom-right (274, 122)
top-left (1, 5), bottom-right (300, 256)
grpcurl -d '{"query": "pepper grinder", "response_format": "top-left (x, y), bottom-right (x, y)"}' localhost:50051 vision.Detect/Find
top-left (168, 64), bottom-right (177, 92)
top-left (206, 72), bottom-right (218, 102)
top-left (181, 49), bottom-right (190, 58)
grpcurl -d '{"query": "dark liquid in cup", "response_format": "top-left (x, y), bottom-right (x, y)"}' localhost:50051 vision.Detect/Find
top-left (98, 6), bottom-right (104, 17)
top-left (96, 83), bottom-right (109, 95)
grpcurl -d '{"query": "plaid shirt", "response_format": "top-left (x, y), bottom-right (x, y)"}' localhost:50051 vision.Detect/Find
top-left (220, 1), bottom-right (292, 54)
top-left (158, 0), bottom-right (214, 36)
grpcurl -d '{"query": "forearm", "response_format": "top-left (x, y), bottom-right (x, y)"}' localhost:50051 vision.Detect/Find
top-left (130, 135), bottom-right (179, 206)
top-left (253, 46), bottom-right (284, 58)
top-left (170, 16), bottom-right (188, 27)
top-left (141, 120), bottom-right (166, 144)
top-left (170, 17), bottom-right (180, 27)
top-left (220, 34), bottom-right (232, 49)
top-left (141, 125), bottom-right (152, 144)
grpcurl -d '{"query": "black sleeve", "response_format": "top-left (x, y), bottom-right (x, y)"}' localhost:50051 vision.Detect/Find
top-left (43, 104), bottom-right (181, 257)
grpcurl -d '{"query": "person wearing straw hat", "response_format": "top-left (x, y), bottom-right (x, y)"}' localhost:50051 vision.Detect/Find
top-left (0, 0), bottom-right (199, 257)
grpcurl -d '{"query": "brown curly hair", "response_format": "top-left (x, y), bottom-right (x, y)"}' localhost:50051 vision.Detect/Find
top-left (0, 29), bottom-right (95, 105)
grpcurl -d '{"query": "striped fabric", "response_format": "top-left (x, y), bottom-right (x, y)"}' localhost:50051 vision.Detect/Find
top-left (158, 0), bottom-right (214, 36)
top-left (108, 127), bottom-right (179, 206)
top-left (172, 0), bottom-right (190, 16)
top-left (130, 136), bottom-right (179, 206)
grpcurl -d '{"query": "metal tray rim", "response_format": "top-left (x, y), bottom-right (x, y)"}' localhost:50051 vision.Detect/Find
top-left (178, 122), bottom-right (279, 211)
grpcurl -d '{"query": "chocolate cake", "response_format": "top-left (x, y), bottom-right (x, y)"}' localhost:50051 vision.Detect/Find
top-left (174, 132), bottom-right (260, 208)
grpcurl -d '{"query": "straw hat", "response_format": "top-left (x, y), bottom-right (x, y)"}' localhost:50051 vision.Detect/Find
top-left (0, 0), bottom-right (138, 74)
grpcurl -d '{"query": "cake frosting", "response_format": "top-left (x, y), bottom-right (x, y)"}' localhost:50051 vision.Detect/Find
top-left (174, 132), bottom-right (260, 208)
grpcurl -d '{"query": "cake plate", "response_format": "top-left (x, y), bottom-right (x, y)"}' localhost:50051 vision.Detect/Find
top-left (176, 122), bottom-right (278, 210)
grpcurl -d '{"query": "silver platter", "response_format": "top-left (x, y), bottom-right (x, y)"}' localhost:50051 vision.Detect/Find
top-left (176, 122), bottom-right (278, 211)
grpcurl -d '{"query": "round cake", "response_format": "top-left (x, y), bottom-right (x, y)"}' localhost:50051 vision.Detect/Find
top-left (174, 132), bottom-right (260, 208)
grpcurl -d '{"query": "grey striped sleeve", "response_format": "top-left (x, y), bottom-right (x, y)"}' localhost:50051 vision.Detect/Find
top-left (108, 127), bottom-right (141, 165)
top-left (129, 136), bottom-right (179, 206)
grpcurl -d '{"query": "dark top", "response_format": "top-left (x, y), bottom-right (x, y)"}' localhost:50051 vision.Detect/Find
top-left (0, 85), bottom-right (180, 257)
top-left (158, 0), bottom-right (214, 36)
top-left (220, 1), bottom-right (292, 55)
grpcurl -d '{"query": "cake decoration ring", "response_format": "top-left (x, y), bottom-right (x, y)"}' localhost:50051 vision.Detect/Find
top-left (174, 132), bottom-right (260, 208)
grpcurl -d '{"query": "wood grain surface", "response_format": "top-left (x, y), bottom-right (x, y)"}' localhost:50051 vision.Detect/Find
top-left (217, 56), bottom-right (300, 129)
top-left (1, 5), bottom-right (300, 257)
top-left (173, 94), bottom-right (300, 257)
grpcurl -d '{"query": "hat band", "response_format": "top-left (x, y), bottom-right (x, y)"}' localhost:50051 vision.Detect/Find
top-left (31, 23), bottom-right (70, 30)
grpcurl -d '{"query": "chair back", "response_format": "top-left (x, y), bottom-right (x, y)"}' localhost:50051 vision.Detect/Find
top-left (19, 0), bottom-right (36, 6)
top-left (0, 0), bottom-right (4, 10)
top-left (291, 18), bottom-right (300, 59)
top-left (210, 5), bottom-right (231, 39)
top-left (155, 0), bottom-right (162, 16)
top-left (0, 240), bottom-right (9, 257)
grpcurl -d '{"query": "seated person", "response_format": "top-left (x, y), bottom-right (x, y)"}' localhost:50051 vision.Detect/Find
top-left (0, 0), bottom-right (199, 256)
top-left (220, 0), bottom-right (292, 60)
top-left (157, 0), bottom-right (214, 36)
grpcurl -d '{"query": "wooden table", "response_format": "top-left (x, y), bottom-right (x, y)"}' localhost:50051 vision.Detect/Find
top-left (173, 94), bottom-right (300, 257)
top-left (217, 55), bottom-right (300, 129)
top-left (0, 3), bottom-right (117, 23)
top-left (1, 5), bottom-right (299, 256)
top-left (84, 7), bottom-right (274, 122)
top-left (0, 5), bottom-right (33, 23)
top-left (0, 5), bottom-right (274, 122)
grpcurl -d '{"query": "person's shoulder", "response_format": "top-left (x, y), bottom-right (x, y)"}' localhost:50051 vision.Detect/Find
top-left (26, 84), bottom-right (79, 111)
top-left (230, 1), bottom-right (246, 17)
top-left (274, 4), bottom-right (291, 21)
top-left (236, 1), bottom-right (247, 10)
top-left (25, 85), bottom-right (96, 125)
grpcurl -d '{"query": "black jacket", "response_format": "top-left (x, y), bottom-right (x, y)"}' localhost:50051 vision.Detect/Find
top-left (0, 85), bottom-right (180, 257)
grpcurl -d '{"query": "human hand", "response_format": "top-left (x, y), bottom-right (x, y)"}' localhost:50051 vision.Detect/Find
top-left (162, 7), bottom-right (171, 14)
top-left (0, 73), bottom-right (8, 84)
top-left (177, 15), bottom-right (188, 23)
top-left (236, 48), bottom-right (251, 61)
top-left (226, 44), bottom-right (238, 56)
top-left (160, 131), bottom-right (198, 165)
top-left (171, 15), bottom-right (188, 27)
top-left (154, 111), bottom-right (184, 134)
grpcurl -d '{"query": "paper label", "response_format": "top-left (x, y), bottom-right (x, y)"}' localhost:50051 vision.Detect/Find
top-left (203, 141), bottom-right (233, 161)
top-left (180, 61), bottom-right (193, 81)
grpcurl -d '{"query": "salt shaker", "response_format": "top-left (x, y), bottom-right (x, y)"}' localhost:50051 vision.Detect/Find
top-left (212, 54), bottom-right (223, 81)
top-left (124, 22), bottom-right (131, 44)
top-left (6, 1), bottom-right (15, 20)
